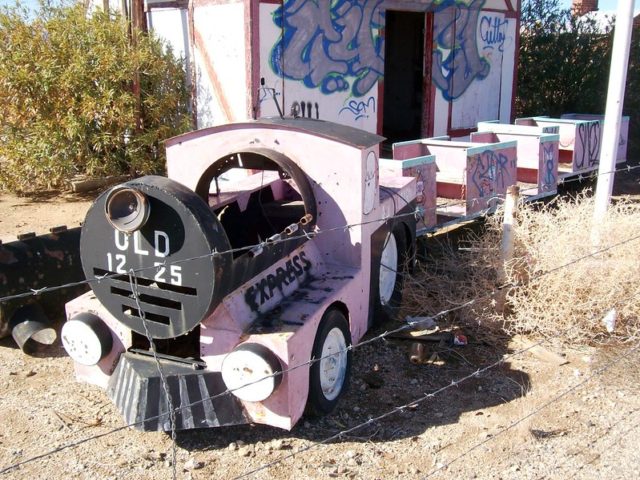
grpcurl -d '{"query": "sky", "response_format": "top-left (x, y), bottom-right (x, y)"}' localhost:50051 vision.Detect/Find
top-left (560, 0), bottom-right (639, 13)
top-left (0, 0), bottom-right (42, 10)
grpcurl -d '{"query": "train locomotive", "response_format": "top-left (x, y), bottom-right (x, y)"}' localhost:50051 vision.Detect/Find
top-left (61, 118), bottom-right (418, 431)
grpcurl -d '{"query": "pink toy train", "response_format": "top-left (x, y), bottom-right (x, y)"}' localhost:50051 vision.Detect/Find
top-left (61, 118), bottom-right (419, 431)
top-left (60, 114), bottom-right (628, 432)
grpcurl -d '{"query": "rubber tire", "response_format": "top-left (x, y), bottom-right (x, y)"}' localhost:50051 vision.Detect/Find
top-left (306, 309), bottom-right (352, 416)
top-left (371, 225), bottom-right (408, 327)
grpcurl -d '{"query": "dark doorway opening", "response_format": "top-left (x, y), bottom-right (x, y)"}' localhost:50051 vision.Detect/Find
top-left (382, 10), bottom-right (427, 148)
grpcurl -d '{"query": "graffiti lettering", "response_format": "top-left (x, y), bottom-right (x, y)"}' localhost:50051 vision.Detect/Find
top-left (291, 100), bottom-right (320, 119)
top-left (479, 15), bottom-right (508, 52)
top-left (575, 122), bottom-right (601, 169)
top-left (470, 150), bottom-right (513, 197)
top-left (542, 144), bottom-right (556, 190)
top-left (258, 82), bottom-right (282, 105)
top-left (339, 96), bottom-right (376, 120)
top-left (270, 0), bottom-right (491, 102)
top-left (244, 251), bottom-right (312, 310)
top-left (270, 0), bottom-right (384, 97)
top-left (432, 0), bottom-right (490, 101)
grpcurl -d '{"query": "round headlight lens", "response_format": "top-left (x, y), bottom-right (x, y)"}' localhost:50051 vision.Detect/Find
top-left (221, 343), bottom-right (282, 402)
top-left (104, 186), bottom-right (150, 233)
top-left (61, 313), bottom-right (113, 366)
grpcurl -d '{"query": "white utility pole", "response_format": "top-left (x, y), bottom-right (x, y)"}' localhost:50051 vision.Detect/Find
top-left (592, 0), bottom-right (636, 232)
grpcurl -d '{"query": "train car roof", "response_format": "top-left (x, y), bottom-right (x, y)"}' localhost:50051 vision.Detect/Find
top-left (165, 117), bottom-right (385, 150)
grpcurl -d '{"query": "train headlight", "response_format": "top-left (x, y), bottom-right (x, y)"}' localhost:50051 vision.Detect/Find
top-left (61, 313), bottom-right (113, 366)
top-left (221, 343), bottom-right (282, 402)
top-left (104, 186), bottom-right (150, 233)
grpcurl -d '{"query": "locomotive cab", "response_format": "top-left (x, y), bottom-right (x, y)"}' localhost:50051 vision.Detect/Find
top-left (62, 118), bottom-right (417, 431)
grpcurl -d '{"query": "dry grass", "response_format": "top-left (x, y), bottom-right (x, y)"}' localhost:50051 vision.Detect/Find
top-left (403, 194), bottom-right (640, 343)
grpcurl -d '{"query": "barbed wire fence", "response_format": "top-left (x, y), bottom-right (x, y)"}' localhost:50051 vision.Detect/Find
top-left (231, 302), bottom-right (640, 480)
top-left (422, 340), bottom-right (640, 478)
top-left (2, 162), bottom-right (639, 304)
top-left (530, 407), bottom-right (640, 480)
top-left (1, 162), bottom-right (639, 478)
top-left (2, 228), bottom-right (638, 477)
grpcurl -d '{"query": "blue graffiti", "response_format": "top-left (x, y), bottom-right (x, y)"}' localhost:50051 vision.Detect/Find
top-left (471, 150), bottom-right (513, 197)
top-left (543, 144), bottom-right (556, 189)
top-left (270, 0), bottom-right (490, 101)
top-left (339, 96), bottom-right (376, 120)
top-left (479, 15), bottom-right (508, 52)
top-left (432, 0), bottom-right (490, 101)
top-left (270, 0), bottom-right (385, 97)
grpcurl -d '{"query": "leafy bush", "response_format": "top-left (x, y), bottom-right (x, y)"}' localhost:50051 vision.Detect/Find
top-left (625, 27), bottom-right (640, 159)
top-left (0, 2), bottom-right (192, 193)
top-left (516, 0), bottom-right (613, 117)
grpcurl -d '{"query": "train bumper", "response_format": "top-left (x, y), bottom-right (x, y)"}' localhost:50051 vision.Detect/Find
top-left (107, 352), bottom-right (249, 431)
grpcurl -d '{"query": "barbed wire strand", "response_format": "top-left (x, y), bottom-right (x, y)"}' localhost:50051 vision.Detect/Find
top-left (564, 414), bottom-right (640, 480)
top-left (422, 339), bottom-right (640, 478)
top-left (424, 163), bottom-right (640, 234)
top-left (0, 164), bottom-right (637, 475)
top-left (128, 270), bottom-right (177, 480)
top-left (531, 407), bottom-right (640, 480)
top-left (0, 209), bottom-right (418, 304)
top-left (233, 338), bottom-right (558, 479)
top-left (2, 227), bottom-right (639, 476)
top-left (2, 161), bottom-right (638, 305)
top-left (235, 300), bottom-right (640, 480)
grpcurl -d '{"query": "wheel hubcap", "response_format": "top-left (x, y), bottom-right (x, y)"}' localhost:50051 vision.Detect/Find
top-left (379, 232), bottom-right (398, 305)
top-left (319, 327), bottom-right (348, 401)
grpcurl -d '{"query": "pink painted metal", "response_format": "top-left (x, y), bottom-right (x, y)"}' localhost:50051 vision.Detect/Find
top-left (384, 143), bottom-right (438, 229)
top-left (515, 116), bottom-right (603, 176)
top-left (65, 118), bottom-right (418, 431)
top-left (560, 113), bottom-right (630, 163)
top-left (474, 122), bottom-right (560, 197)
top-left (393, 136), bottom-right (518, 217)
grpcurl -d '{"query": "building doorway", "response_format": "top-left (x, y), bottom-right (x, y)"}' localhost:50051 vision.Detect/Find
top-left (381, 10), bottom-right (430, 147)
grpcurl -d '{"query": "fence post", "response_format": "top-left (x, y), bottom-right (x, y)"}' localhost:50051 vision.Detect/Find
top-left (591, 0), bottom-right (635, 247)
top-left (496, 185), bottom-right (520, 315)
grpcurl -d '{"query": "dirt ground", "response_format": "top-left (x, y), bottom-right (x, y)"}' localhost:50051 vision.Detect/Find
top-left (1, 168), bottom-right (639, 479)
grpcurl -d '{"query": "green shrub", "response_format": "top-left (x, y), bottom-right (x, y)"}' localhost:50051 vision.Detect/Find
top-left (0, 2), bottom-right (192, 193)
top-left (516, 0), bottom-right (613, 118)
top-left (625, 28), bottom-right (640, 160)
top-left (517, 0), bottom-right (639, 160)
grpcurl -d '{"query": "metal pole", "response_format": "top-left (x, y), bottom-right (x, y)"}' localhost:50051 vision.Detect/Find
top-left (592, 0), bottom-right (636, 229)
top-left (497, 185), bottom-right (520, 315)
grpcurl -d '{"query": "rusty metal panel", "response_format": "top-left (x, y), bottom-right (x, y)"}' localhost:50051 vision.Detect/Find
top-left (0, 227), bottom-right (86, 339)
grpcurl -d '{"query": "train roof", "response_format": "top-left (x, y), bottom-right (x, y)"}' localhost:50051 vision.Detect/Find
top-left (165, 117), bottom-right (385, 150)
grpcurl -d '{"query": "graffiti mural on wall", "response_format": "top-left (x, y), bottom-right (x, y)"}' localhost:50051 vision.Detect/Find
top-left (432, 0), bottom-right (490, 101)
top-left (479, 14), bottom-right (508, 52)
top-left (270, 0), bottom-right (385, 98)
top-left (269, 0), bottom-right (491, 102)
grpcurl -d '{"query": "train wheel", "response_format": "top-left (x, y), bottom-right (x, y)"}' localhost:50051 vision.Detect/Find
top-left (306, 309), bottom-right (352, 416)
top-left (372, 225), bottom-right (408, 326)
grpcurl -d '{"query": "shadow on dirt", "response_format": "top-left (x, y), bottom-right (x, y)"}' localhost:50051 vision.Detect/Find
top-left (174, 318), bottom-right (528, 451)
top-left (174, 163), bottom-right (636, 452)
